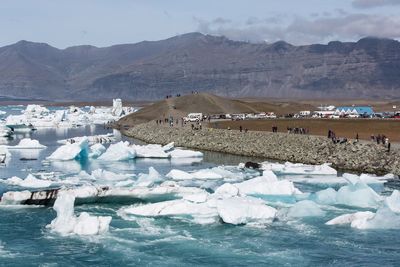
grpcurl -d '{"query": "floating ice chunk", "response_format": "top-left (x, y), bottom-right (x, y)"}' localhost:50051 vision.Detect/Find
top-left (262, 162), bottom-right (337, 175)
top-left (98, 141), bottom-right (136, 161)
top-left (73, 212), bottom-right (112, 235)
top-left (47, 193), bottom-right (111, 236)
top-left (1, 183), bottom-right (207, 206)
top-left (191, 169), bottom-right (223, 180)
top-left (182, 192), bottom-right (209, 203)
top-left (88, 143), bottom-right (106, 158)
top-left (134, 146), bottom-right (170, 158)
top-left (385, 190), bottom-right (400, 213)
top-left (336, 181), bottom-right (382, 208)
top-left (47, 138), bottom-right (89, 161)
top-left (216, 197), bottom-right (277, 225)
top-left (120, 199), bottom-right (219, 224)
top-left (166, 169), bottom-right (194, 181)
top-left (136, 167), bottom-right (163, 187)
top-left (314, 188), bottom-right (337, 205)
top-left (234, 171), bottom-right (301, 196)
top-left (0, 146), bottom-right (11, 164)
top-left (287, 200), bottom-right (326, 218)
top-left (2, 174), bottom-right (53, 188)
top-left (351, 207), bottom-right (400, 229)
top-left (91, 169), bottom-right (133, 182)
top-left (168, 149), bottom-right (203, 158)
top-left (58, 134), bottom-right (115, 145)
top-left (7, 138), bottom-right (46, 149)
top-left (326, 211), bottom-right (375, 226)
top-left (162, 142), bottom-right (174, 152)
top-left (214, 183), bottom-right (240, 198)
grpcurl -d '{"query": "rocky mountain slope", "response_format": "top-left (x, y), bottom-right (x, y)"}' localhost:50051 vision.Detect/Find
top-left (0, 33), bottom-right (399, 100)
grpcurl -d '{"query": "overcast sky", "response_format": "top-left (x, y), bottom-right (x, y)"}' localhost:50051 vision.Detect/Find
top-left (1, 0), bottom-right (400, 48)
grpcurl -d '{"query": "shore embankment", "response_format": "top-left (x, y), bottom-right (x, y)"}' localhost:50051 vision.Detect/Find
top-left (122, 122), bottom-right (400, 175)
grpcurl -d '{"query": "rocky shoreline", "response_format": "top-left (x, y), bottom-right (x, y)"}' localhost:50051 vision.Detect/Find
top-left (122, 122), bottom-right (400, 175)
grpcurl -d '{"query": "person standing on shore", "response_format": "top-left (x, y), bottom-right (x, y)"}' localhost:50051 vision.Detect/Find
top-left (388, 142), bottom-right (391, 153)
top-left (239, 126), bottom-right (243, 132)
top-left (356, 133), bottom-right (359, 142)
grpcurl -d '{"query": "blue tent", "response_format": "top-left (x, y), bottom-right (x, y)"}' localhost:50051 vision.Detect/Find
top-left (336, 106), bottom-right (374, 116)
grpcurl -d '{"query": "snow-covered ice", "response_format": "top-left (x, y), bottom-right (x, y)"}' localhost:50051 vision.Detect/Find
top-left (47, 193), bottom-right (111, 236)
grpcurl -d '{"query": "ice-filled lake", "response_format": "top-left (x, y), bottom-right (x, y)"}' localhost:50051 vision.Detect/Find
top-left (1, 105), bottom-right (400, 266)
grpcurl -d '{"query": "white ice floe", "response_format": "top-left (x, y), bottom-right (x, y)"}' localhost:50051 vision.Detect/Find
top-left (336, 181), bottom-right (383, 208)
top-left (88, 143), bottom-right (106, 158)
top-left (326, 211), bottom-right (375, 226)
top-left (166, 169), bottom-right (194, 181)
top-left (326, 207), bottom-right (400, 230)
top-left (0, 124), bottom-right (12, 137)
top-left (287, 200), bottom-right (326, 218)
top-left (0, 182), bottom-right (206, 205)
top-left (385, 190), bottom-right (400, 213)
top-left (167, 149), bottom-right (203, 158)
top-left (1, 174), bottom-right (53, 188)
top-left (0, 146), bottom-right (11, 164)
top-left (47, 138), bottom-right (89, 161)
top-left (326, 190), bottom-right (400, 229)
top-left (120, 193), bottom-right (277, 226)
top-left (47, 193), bottom-right (111, 236)
top-left (261, 162), bottom-right (337, 175)
top-left (233, 171), bottom-right (302, 196)
top-left (58, 134), bottom-right (116, 145)
top-left (166, 167), bottom-right (240, 182)
top-left (5, 100), bottom-right (135, 129)
top-left (314, 188), bottom-right (338, 205)
top-left (136, 167), bottom-right (163, 187)
top-left (6, 138), bottom-right (46, 149)
top-left (98, 141), bottom-right (136, 161)
top-left (216, 196), bottom-right (277, 225)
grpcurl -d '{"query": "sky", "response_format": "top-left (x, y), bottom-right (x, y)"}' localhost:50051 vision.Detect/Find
top-left (1, 0), bottom-right (400, 48)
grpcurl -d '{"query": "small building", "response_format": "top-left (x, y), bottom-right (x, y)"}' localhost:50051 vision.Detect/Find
top-left (335, 106), bottom-right (374, 117)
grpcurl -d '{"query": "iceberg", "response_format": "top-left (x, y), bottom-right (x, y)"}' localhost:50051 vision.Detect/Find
top-left (0, 182), bottom-right (206, 205)
top-left (287, 200), bottom-right (326, 218)
top-left (336, 181), bottom-right (382, 208)
top-left (1, 174), bottom-right (53, 188)
top-left (136, 167), bottom-right (163, 187)
top-left (326, 207), bottom-right (400, 230)
top-left (216, 196), bottom-right (277, 225)
top-left (120, 194), bottom-right (276, 226)
top-left (262, 162), bottom-right (337, 175)
top-left (233, 171), bottom-right (301, 196)
top-left (47, 138), bottom-right (89, 161)
top-left (314, 188), bottom-right (337, 205)
top-left (385, 190), bottom-right (400, 213)
top-left (168, 149), bottom-right (203, 158)
top-left (6, 138), bottom-right (46, 149)
top-left (98, 141), bottom-right (136, 161)
top-left (88, 143), bottom-right (106, 158)
top-left (326, 211), bottom-right (375, 226)
top-left (166, 169), bottom-right (194, 181)
top-left (47, 193), bottom-right (111, 236)
top-left (58, 134), bottom-right (116, 145)
top-left (133, 144), bottom-right (170, 158)
top-left (191, 169), bottom-right (223, 180)
top-left (0, 146), bottom-right (11, 164)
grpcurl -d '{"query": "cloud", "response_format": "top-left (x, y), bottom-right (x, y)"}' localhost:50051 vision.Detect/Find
top-left (352, 0), bottom-right (400, 9)
top-left (195, 13), bottom-right (400, 45)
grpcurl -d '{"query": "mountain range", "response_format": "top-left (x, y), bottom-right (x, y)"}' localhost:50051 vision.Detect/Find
top-left (0, 32), bottom-right (399, 101)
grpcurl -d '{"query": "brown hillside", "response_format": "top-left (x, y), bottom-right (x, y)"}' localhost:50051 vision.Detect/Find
top-left (118, 93), bottom-right (267, 126)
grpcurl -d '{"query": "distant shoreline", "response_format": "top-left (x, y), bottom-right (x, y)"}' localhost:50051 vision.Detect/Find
top-left (121, 122), bottom-right (400, 176)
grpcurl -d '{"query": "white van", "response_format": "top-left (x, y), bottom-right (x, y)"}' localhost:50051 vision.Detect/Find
top-left (184, 113), bottom-right (203, 122)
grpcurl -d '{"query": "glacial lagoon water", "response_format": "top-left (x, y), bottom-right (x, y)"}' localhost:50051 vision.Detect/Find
top-left (1, 105), bottom-right (400, 266)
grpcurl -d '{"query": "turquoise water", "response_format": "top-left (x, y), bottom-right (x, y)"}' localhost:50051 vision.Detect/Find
top-left (1, 106), bottom-right (400, 266)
